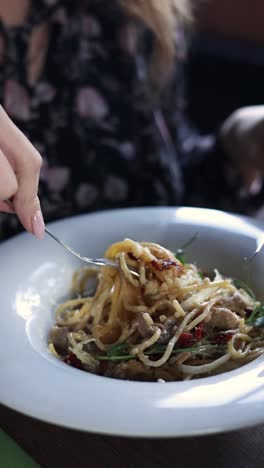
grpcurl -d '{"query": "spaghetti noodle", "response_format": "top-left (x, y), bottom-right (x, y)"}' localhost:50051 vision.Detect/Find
top-left (49, 239), bottom-right (264, 381)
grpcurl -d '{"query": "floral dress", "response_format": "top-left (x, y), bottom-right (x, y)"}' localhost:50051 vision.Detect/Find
top-left (0, 0), bottom-right (244, 239)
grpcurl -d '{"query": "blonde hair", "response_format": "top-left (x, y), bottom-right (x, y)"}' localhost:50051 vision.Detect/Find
top-left (118, 0), bottom-right (191, 90)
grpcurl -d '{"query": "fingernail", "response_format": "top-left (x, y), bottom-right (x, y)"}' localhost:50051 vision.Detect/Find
top-left (32, 210), bottom-right (45, 240)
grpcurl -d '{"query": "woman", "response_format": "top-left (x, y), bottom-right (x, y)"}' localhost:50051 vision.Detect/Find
top-left (0, 0), bottom-right (264, 240)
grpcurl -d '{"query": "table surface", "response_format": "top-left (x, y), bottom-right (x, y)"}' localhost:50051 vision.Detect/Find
top-left (1, 403), bottom-right (264, 468)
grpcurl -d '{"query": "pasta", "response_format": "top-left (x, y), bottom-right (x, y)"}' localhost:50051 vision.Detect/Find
top-left (49, 239), bottom-right (264, 381)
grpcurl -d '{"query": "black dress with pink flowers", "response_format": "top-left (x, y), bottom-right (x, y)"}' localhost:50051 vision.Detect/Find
top-left (0, 0), bottom-right (239, 239)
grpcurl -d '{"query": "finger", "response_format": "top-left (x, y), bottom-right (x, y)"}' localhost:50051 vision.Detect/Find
top-left (0, 148), bottom-right (18, 201)
top-left (0, 106), bottom-right (45, 238)
top-left (0, 200), bottom-right (15, 213)
top-left (13, 157), bottom-right (44, 237)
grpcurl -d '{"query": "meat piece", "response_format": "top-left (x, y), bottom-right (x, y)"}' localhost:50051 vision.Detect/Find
top-left (49, 326), bottom-right (69, 352)
top-left (219, 291), bottom-right (253, 313)
top-left (157, 316), bottom-right (177, 344)
top-left (163, 316), bottom-right (177, 328)
top-left (169, 351), bottom-right (192, 367)
top-left (204, 307), bottom-right (240, 330)
top-left (106, 360), bottom-right (152, 381)
top-left (132, 313), bottom-right (153, 338)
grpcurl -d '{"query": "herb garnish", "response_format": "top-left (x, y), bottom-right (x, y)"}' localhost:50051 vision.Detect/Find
top-left (96, 339), bottom-right (223, 362)
top-left (97, 343), bottom-right (134, 361)
top-left (232, 278), bottom-right (256, 301)
top-left (107, 343), bottom-right (129, 356)
top-left (246, 303), bottom-right (264, 327)
top-left (175, 232), bottom-right (198, 264)
top-left (175, 252), bottom-right (185, 264)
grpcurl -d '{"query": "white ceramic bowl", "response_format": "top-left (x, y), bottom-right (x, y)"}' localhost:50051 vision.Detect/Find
top-left (1, 207), bottom-right (264, 437)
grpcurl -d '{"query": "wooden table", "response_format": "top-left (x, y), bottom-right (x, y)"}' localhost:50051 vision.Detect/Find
top-left (1, 403), bottom-right (264, 468)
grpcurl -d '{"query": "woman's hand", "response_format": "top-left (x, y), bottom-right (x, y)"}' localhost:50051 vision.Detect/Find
top-left (221, 105), bottom-right (264, 196)
top-left (0, 105), bottom-right (45, 239)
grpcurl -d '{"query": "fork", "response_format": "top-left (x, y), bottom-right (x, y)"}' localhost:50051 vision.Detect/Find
top-left (244, 233), bottom-right (264, 264)
top-left (45, 226), bottom-right (139, 277)
top-left (5, 199), bottom-right (139, 277)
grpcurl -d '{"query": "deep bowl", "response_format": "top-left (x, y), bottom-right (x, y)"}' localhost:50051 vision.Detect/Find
top-left (1, 207), bottom-right (264, 437)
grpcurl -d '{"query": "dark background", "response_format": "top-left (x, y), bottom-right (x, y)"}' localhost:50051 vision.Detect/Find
top-left (187, 0), bottom-right (264, 133)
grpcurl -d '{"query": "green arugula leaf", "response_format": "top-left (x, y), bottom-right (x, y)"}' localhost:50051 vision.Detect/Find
top-left (175, 251), bottom-right (185, 264)
top-left (255, 316), bottom-right (264, 328)
top-left (96, 339), bottom-right (222, 362)
top-left (106, 343), bottom-right (129, 357)
top-left (181, 232), bottom-right (199, 250)
top-left (175, 232), bottom-right (198, 265)
top-left (232, 278), bottom-right (256, 301)
top-left (246, 303), bottom-right (264, 327)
